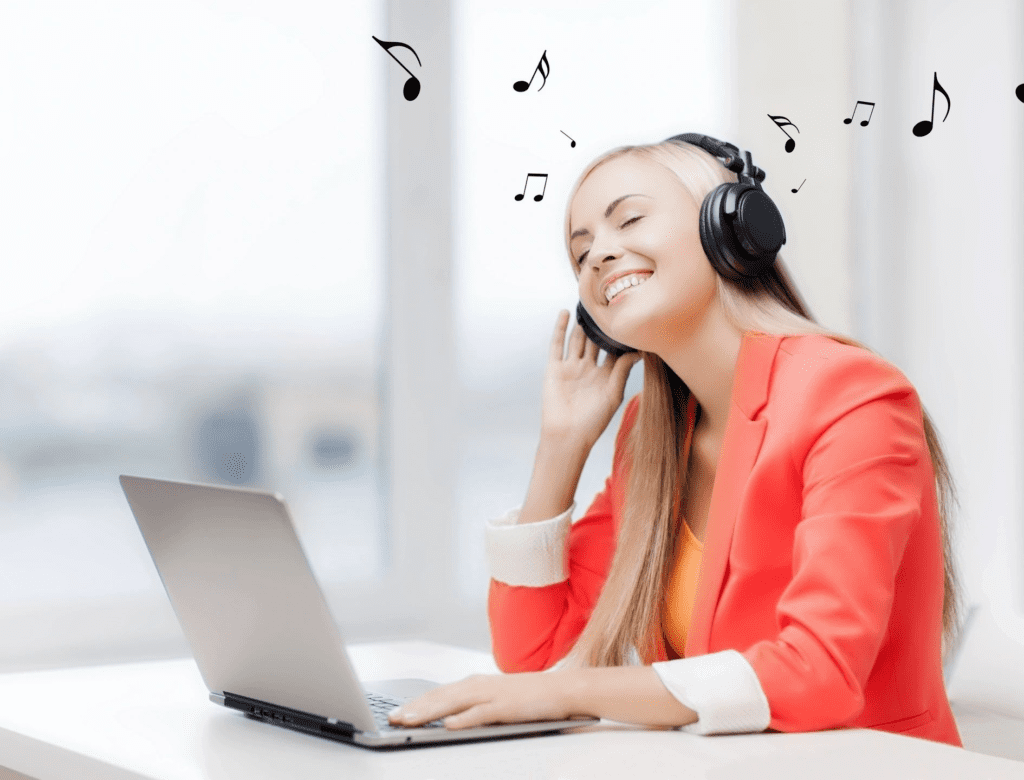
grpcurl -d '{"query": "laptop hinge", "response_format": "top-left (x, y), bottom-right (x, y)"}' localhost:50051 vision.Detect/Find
top-left (218, 691), bottom-right (356, 738)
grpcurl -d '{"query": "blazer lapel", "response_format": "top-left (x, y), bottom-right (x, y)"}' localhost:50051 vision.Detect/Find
top-left (684, 332), bottom-right (782, 656)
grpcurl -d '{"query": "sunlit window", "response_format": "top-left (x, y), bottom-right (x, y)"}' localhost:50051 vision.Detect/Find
top-left (453, 0), bottom-right (731, 598)
top-left (0, 1), bottom-right (384, 657)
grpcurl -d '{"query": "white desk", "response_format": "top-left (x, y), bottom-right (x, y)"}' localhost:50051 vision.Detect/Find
top-left (0, 641), bottom-right (1020, 780)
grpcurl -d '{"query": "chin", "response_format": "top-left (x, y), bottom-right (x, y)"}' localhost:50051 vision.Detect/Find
top-left (609, 313), bottom-right (674, 355)
top-left (602, 307), bottom-right (651, 350)
top-left (603, 326), bottom-right (644, 353)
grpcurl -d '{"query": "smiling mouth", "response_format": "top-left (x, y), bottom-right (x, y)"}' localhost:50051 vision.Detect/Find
top-left (604, 272), bottom-right (652, 304)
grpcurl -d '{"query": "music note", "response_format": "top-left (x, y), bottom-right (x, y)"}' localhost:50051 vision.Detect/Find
top-left (560, 130), bottom-right (576, 148)
top-left (791, 179), bottom-right (806, 194)
top-left (843, 100), bottom-right (876, 127)
top-left (767, 114), bottom-right (799, 153)
top-left (514, 173), bottom-right (548, 202)
top-left (912, 72), bottom-right (950, 137)
top-left (1016, 83), bottom-right (1024, 104)
top-left (513, 50), bottom-right (550, 93)
top-left (372, 35), bottom-right (422, 101)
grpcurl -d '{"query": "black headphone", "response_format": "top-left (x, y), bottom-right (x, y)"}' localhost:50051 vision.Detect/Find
top-left (575, 133), bottom-right (787, 356)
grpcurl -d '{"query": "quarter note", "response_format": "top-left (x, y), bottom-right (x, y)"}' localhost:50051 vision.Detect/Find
top-left (843, 100), bottom-right (875, 127)
top-left (514, 50), bottom-right (550, 93)
top-left (1016, 83), bottom-right (1024, 104)
top-left (514, 173), bottom-right (548, 202)
top-left (791, 179), bottom-right (806, 194)
top-left (372, 35), bottom-right (422, 101)
top-left (912, 72), bottom-right (950, 137)
top-left (560, 130), bottom-right (576, 148)
top-left (767, 114), bottom-right (799, 152)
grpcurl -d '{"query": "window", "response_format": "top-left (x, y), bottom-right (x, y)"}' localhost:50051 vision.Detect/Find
top-left (453, 0), bottom-right (733, 600)
top-left (0, 1), bottom-right (387, 668)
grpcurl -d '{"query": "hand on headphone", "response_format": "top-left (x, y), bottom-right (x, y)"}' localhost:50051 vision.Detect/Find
top-left (540, 310), bottom-right (642, 450)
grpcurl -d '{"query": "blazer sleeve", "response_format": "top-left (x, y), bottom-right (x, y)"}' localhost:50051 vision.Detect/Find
top-left (486, 396), bottom-right (639, 673)
top-left (741, 350), bottom-right (933, 732)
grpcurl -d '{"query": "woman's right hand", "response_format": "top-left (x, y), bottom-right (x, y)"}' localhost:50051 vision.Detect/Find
top-left (540, 309), bottom-right (642, 448)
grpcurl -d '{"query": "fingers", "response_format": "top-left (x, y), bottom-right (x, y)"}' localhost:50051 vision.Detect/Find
top-left (387, 673), bottom-right (569, 731)
top-left (567, 320), bottom-right (587, 360)
top-left (549, 310), bottom-right (571, 362)
top-left (388, 677), bottom-right (491, 728)
top-left (550, 309), bottom-right (606, 364)
top-left (609, 350), bottom-right (643, 380)
top-left (388, 690), bottom-right (439, 727)
top-left (444, 703), bottom-right (501, 730)
top-left (388, 704), bottom-right (444, 728)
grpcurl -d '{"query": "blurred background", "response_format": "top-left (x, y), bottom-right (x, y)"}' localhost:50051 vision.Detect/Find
top-left (0, 0), bottom-right (1021, 725)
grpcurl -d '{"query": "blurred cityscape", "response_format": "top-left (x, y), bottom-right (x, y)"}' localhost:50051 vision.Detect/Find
top-left (0, 314), bottom-right (385, 607)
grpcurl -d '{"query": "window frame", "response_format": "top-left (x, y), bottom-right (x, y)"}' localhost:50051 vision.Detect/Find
top-left (0, 0), bottom-right (464, 673)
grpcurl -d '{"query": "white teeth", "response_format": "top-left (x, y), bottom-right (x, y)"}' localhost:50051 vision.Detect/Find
top-left (605, 273), bottom-right (650, 303)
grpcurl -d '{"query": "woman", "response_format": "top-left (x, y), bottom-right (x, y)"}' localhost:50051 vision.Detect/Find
top-left (390, 134), bottom-right (964, 746)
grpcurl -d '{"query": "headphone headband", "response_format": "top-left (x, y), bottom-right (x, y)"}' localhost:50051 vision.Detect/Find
top-left (664, 133), bottom-right (767, 186)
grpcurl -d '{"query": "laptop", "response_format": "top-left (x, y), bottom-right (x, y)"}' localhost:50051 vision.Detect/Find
top-left (119, 474), bottom-right (597, 748)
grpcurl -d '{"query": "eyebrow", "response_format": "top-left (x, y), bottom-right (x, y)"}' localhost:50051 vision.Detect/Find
top-left (569, 194), bottom-right (651, 241)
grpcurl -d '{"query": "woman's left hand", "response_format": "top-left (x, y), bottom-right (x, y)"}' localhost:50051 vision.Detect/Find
top-left (387, 671), bottom-right (581, 730)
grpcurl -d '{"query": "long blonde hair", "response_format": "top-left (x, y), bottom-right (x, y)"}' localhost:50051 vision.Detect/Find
top-left (560, 139), bottom-right (963, 668)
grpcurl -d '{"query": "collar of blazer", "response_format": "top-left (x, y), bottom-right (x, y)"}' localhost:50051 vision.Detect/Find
top-left (733, 330), bottom-right (783, 422)
top-left (684, 330), bottom-right (782, 657)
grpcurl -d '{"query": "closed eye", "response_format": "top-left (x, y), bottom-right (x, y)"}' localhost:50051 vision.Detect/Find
top-left (574, 216), bottom-right (644, 266)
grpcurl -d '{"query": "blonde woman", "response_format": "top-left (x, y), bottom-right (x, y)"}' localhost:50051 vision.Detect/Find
top-left (390, 134), bottom-right (963, 746)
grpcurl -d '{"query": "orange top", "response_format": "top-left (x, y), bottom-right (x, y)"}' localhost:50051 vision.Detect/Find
top-left (661, 392), bottom-right (704, 659)
top-left (662, 518), bottom-right (704, 659)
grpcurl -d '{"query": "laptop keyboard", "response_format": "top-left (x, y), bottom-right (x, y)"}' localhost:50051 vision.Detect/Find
top-left (365, 691), bottom-right (445, 730)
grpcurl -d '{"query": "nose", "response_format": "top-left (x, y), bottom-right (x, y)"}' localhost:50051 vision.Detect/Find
top-left (586, 231), bottom-right (624, 270)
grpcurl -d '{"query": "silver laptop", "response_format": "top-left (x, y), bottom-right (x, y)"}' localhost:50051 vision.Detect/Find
top-left (119, 474), bottom-right (596, 748)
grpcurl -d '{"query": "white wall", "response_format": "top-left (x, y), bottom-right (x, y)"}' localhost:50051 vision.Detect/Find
top-left (737, 0), bottom-right (1024, 624)
top-left (894, 0), bottom-right (1024, 618)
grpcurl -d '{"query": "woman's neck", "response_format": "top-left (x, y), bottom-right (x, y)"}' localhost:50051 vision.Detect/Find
top-left (658, 301), bottom-right (743, 438)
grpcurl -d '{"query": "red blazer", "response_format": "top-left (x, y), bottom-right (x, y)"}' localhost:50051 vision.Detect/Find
top-left (489, 332), bottom-right (962, 747)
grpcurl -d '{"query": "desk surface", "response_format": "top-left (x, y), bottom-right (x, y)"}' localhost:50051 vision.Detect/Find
top-left (0, 641), bottom-right (1021, 780)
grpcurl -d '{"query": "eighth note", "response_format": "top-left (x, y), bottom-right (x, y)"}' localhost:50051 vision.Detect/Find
top-left (767, 114), bottom-right (800, 153)
top-left (791, 179), bottom-right (806, 194)
top-left (372, 35), bottom-right (422, 101)
top-left (843, 100), bottom-right (875, 127)
top-left (560, 130), bottom-right (576, 148)
top-left (912, 72), bottom-right (950, 137)
top-left (514, 50), bottom-right (550, 93)
top-left (514, 173), bottom-right (548, 202)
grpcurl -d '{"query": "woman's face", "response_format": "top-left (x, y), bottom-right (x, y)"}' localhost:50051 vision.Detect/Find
top-left (568, 153), bottom-right (719, 353)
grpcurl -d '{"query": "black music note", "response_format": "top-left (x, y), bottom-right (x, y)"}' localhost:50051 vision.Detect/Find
top-left (514, 50), bottom-right (550, 93)
top-left (791, 179), bottom-right (806, 194)
top-left (767, 114), bottom-right (799, 152)
top-left (372, 35), bottom-right (422, 101)
top-left (1016, 84), bottom-right (1024, 104)
top-left (560, 130), bottom-right (576, 148)
top-left (843, 100), bottom-right (876, 127)
top-left (912, 72), bottom-right (951, 137)
top-left (514, 173), bottom-right (548, 202)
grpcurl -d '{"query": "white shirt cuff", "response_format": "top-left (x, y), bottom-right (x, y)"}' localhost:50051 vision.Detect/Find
top-left (652, 649), bottom-right (771, 735)
top-left (485, 503), bottom-right (574, 587)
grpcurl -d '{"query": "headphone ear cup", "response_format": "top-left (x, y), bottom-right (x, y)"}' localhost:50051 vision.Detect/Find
top-left (699, 184), bottom-right (737, 279)
top-left (700, 183), bottom-right (786, 281)
top-left (575, 301), bottom-right (637, 357)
